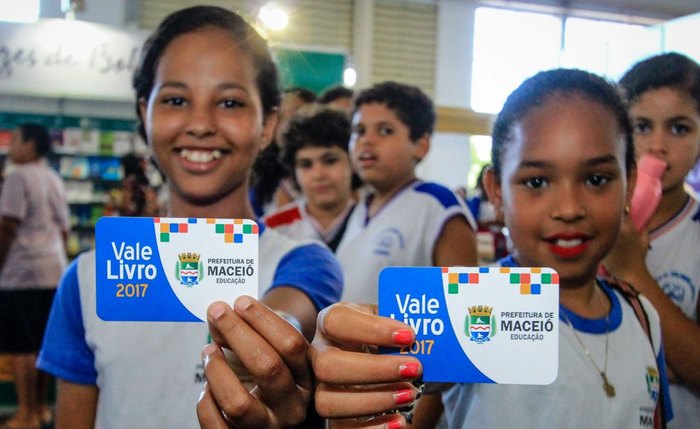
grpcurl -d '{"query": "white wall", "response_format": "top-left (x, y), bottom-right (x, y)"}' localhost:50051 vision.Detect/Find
top-left (664, 13), bottom-right (700, 61)
top-left (417, 0), bottom-right (476, 190)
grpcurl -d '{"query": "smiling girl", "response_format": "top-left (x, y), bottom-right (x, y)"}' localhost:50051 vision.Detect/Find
top-left (37, 7), bottom-right (342, 429)
top-left (309, 69), bottom-right (672, 429)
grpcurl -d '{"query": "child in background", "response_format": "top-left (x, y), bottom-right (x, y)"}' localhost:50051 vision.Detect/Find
top-left (318, 85), bottom-right (355, 113)
top-left (467, 163), bottom-right (508, 264)
top-left (263, 105), bottom-right (361, 251)
top-left (335, 81), bottom-right (477, 303)
top-left (604, 52), bottom-right (700, 429)
top-left (36, 6), bottom-right (342, 429)
top-left (250, 87), bottom-right (317, 217)
top-left (467, 164), bottom-right (498, 227)
top-left (309, 69), bottom-right (673, 429)
top-left (114, 152), bottom-right (160, 217)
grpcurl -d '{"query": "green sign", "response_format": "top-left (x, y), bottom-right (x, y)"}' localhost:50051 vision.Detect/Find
top-left (275, 49), bottom-right (345, 94)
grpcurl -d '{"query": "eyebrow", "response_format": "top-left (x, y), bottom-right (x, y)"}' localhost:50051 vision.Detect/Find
top-left (634, 114), bottom-right (695, 123)
top-left (583, 155), bottom-right (619, 167)
top-left (666, 115), bottom-right (696, 123)
top-left (518, 155), bottom-right (618, 169)
top-left (157, 81), bottom-right (250, 93)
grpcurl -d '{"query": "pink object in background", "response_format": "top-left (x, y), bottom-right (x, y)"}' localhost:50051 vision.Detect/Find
top-left (630, 155), bottom-right (667, 232)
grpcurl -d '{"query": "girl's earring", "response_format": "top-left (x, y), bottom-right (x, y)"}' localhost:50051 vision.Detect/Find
top-left (624, 205), bottom-right (630, 214)
top-left (496, 205), bottom-right (504, 223)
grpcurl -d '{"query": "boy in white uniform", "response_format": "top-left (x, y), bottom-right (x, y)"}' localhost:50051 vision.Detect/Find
top-left (336, 81), bottom-right (477, 303)
top-left (264, 106), bottom-right (359, 252)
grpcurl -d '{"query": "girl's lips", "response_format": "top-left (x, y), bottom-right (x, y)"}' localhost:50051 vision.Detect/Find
top-left (544, 235), bottom-right (590, 258)
top-left (174, 148), bottom-right (227, 172)
top-left (179, 148), bottom-right (222, 162)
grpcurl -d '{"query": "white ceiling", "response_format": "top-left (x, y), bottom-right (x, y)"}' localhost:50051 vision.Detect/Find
top-left (477, 0), bottom-right (700, 20)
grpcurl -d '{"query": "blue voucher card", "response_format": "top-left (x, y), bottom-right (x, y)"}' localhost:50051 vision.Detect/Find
top-left (96, 217), bottom-right (259, 323)
top-left (378, 266), bottom-right (559, 384)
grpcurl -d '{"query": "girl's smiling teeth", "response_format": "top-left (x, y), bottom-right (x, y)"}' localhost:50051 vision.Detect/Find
top-left (178, 148), bottom-right (224, 163)
top-left (544, 234), bottom-right (590, 258)
top-left (554, 238), bottom-right (584, 247)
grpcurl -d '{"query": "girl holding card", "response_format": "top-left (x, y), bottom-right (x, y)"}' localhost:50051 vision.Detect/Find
top-left (309, 69), bottom-right (673, 428)
top-left (37, 6), bottom-right (342, 429)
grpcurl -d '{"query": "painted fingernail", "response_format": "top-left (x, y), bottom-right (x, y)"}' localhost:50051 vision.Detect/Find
top-left (387, 417), bottom-right (405, 429)
top-left (393, 388), bottom-right (415, 405)
top-left (209, 303), bottom-right (226, 320)
top-left (392, 330), bottom-right (413, 346)
top-left (399, 362), bottom-right (420, 379)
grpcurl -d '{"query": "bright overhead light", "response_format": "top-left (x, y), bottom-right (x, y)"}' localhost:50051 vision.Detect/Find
top-left (0, 0), bottom-right (40, 23)
top-left (259, 2), bottom-right (288, 32)
top-left (343, 67), bottom-right (357, 87)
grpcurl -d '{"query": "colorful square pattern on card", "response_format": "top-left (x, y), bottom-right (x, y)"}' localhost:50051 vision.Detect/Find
top-left (379, 267), bottom-right (559, 384)
top-left (96, 217), bottom-right (259, 323)
top-left (154, 217), bottom-right (259, 244)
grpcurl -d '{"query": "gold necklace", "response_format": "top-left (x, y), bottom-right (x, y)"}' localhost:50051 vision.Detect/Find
top-left (560, 289), bottom-right (616, 398)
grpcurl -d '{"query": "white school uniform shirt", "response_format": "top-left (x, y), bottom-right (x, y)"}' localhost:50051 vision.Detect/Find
top-left (646, 195), bottom-right (700, 429)
top-left (335, 180), bottom-right (475, 303)
top-left (443, 259), bottom-right (672, 429)
top-left (263, 198), bottom-right (354, 249)
top-left (37, 227), bottom-right (342, 429)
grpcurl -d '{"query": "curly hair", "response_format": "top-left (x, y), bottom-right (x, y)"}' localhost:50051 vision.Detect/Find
top-left (280, 105), bottom-right (362, 189)
top-left (353, 81), bottom-right (435, 141)
top-left (319, 85), bottom-right (354, 105)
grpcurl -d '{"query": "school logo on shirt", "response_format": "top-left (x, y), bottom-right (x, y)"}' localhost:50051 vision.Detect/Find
top-left (373, 228), bottom-right (405, 256)
top-left (656, 270), bottom-right (696, 307)
top-left (465, 305), bottom-right (496, 344)
top-left (646, 366), bottom-right (660, 401)
top-left (176, 252), bottom-right (203, 287)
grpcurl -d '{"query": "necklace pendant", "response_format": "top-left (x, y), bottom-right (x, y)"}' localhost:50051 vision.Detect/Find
top-left (601, 374), bottom-right (616, 398)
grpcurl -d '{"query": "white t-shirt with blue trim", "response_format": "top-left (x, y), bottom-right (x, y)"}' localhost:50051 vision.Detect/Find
top-left (647, 195), bottom-right (700, 429)
top-left (336, 180), bottom-right (475, 303)
top-left (37, 226), bottom-right (342, 429)
top-left (443, 256), bottom-right (672, 429)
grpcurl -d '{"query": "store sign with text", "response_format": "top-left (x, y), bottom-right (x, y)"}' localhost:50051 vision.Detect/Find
top-left (0, 19), bottom-right (148, 101)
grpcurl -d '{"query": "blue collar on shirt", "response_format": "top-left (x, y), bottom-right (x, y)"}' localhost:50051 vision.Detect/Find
top-left (498, 255), bottom-right (622, 334)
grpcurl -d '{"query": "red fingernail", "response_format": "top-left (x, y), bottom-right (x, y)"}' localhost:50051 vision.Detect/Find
top-left (393, 388), bottom-right (414, 405)
top-left (399, 362), bottom-right (419, 378)
top-left (392, 330), bottom-right (413, 346)
top-left (388, 417), bottom-right (405, 429)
